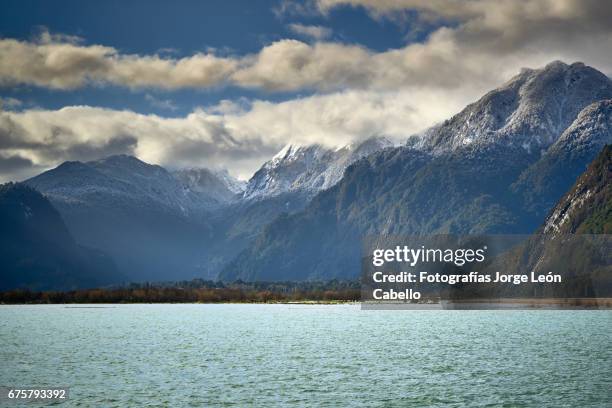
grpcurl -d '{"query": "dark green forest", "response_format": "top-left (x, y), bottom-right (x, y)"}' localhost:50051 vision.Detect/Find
top-left (0, 280), bottom-right (361, 304)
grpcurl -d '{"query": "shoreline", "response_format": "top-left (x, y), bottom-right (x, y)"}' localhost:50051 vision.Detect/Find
top-left (2, 298), bottom-right (612, 308)
top-left (0, 300), bottom-right (360, 306)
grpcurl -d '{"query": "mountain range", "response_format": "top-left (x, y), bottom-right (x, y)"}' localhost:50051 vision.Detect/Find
top-left (243, 137), bottom-right (393, 200)
top-left (16, 137), bottom-right (393, 285)
top-left (222, 61), bottom-right (612, 281)
top-left (2, 60), bottom-right (611, 289)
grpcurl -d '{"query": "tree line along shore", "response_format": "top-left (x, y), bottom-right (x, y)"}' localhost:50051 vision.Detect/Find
top-left (0, 280), bottom-right (362, 304)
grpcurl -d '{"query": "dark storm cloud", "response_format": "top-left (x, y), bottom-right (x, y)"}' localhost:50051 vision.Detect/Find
top-left (0, 154), bottom-right (34, 172)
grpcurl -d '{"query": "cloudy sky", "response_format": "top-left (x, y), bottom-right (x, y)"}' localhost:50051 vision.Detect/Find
top-left (1, 0), bottom-right (611, 181)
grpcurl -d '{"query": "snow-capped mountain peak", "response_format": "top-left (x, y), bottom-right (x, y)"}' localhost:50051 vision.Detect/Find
top-left (213, 169), bottom-right (247, 195)
top-left (26, 155), bottom-right (245, 217)
top-left (172, 167), bottom-right (245, 203)
top-left (243, 137), bottom-right (394, 200)
top-left (410, 61), bottom-right (612, 154)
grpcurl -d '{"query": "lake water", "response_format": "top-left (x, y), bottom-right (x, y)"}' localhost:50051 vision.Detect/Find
top-left (0, 304), bottom-right (611, 407)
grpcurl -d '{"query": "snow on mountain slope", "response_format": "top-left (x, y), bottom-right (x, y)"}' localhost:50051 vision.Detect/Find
top-left (409, 61), bottom-right (612, 154)
top-left (222, 61), bottom-right (612, 282)
top-left (27, 155), bottom-right (240, 215)
top-left (172, 168), bottom-right (245, 205)
top-left (551, 99), bottom-right (612, 154)
top-left (214, 169), bottom-right (247, 195)
top-left (510, 99), bottom-right (612, 217)
top-left (243, 136), bottom-right (393, 200)
top-left (89, 155), bottom-right (192, 212)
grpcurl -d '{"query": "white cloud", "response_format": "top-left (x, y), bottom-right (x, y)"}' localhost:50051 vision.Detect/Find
top-left (288, 23), bottom-right (333, 40)
top-left (231, 40), bottom-right (376, 91)
top-left (0, 30), bottom-right (237, 90)
top-left (0, 85), bottom-right (475, 182)
top-left (1, 2), bottom-right (611, 93)
top-left (2, 1), bottom-right (612, 181)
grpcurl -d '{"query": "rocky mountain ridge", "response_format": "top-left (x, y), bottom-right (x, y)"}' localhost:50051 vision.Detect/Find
top-left (243, 137), bottom-right (393, 200)
top-left (222, 61), bottom-right (612, 281)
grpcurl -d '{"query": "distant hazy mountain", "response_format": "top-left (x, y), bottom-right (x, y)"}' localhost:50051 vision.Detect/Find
top-left (222, 61), bottom-right (612, 282)
top-left (0, 183), bottom-right (122, 290)
top-left (23, 146), bottom-right (391, 282)
top-left (25, 155), bottom-right (215, 282)
top-left (243, 137), bottom-right (393, 200)
top-left (27, 155), bottom-right (240, 214)
top-left (172, 167), bottom-right (246, 204)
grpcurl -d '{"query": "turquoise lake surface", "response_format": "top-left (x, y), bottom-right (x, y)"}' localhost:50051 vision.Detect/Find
top-left (1, 304), bottom-right (611, 407)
